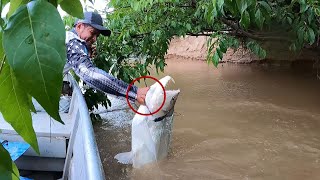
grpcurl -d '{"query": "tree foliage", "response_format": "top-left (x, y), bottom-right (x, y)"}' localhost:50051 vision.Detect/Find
top-left (96, 0), bottom-right (320, 70)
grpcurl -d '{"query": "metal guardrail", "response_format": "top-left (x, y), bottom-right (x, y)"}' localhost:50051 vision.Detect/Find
top-left (62, 74), bottom-right (105, 180)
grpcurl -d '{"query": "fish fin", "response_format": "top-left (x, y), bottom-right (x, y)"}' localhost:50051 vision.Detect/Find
top-left (114, 152), bottom-right (133, 164)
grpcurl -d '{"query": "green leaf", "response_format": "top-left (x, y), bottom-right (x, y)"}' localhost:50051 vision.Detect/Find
top-left (240, 11), bottom-right (250, 29)
top-left (219, 40), bottom-right (227, 53)
top-left (315, 8), bottom-right (320, 16)
top-left (0, 28), bottom-right (39, 153)
top-left (236, 0), bottom-right (248, 14)
top-left (307, 10), bottom-right (314, 24)
top-left (255, 9), bottom-right (264, 29)
top-left (186, 23), bottom-right (191, 31)
top-left (0, 135), bottom-right (20, 180)
top-left (216, 0), bottom-right (224, 13)
top-left (286, 17), bottom-right (292, 25)
top-left (297, 26), bottom-right (305, 43)
top-left (216, 48), bottom-right (223, 59)
top-left (247, 41), bottom-right (266, 58)
top-left (299, 1), bottom-right (308, 13)
top-left (212, 52), bottom-right (220, 67)
top-left (3, 0), bottom-right (66, 123)
top-left (307, 27), bottom-right (315, 45)
top-left (258, 48), bottom-right (266, 58)
top-left (0, 62), bottom-right (39, 154)
top-left (7, 0), bottom-right (29, 18)
top-left (215, 0), bottom-right (225, 16)
top-left (159, 60), bottom-right (165, 72)
top-left (0, 18), bottom-right (4, 30)
top-left (258, 1), bottom-right (271, 13)
top-left (224, 0), bottom-right (237, 15)
top-left (60, 0), bottom-right (84, 19)
top-left (212, 5), bottom-right (218, 18)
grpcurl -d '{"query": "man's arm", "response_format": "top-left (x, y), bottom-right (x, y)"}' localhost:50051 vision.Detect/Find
top-left (66, 39), bottom-right (138, 101)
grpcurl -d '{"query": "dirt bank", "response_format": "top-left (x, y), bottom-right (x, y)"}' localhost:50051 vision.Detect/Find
top-left (165, 36), bottom-right (320, 68)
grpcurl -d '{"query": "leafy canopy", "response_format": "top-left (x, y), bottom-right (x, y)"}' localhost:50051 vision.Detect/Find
top-left (96, 0), bottom-right (320, 70)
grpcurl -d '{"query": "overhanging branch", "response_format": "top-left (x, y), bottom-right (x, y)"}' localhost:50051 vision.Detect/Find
top-left (221, 18), bottom-right (292, 42)
top-left (187, 32), bottom-right (212, 36)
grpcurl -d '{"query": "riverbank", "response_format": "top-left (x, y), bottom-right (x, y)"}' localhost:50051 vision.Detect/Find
top-left (165, 36), bottom-right (320, 69)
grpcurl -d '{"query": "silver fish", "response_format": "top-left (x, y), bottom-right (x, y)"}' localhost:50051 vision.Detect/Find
top-left (115, 76), bottom-right (180, 168)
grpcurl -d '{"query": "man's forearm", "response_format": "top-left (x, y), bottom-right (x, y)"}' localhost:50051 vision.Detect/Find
top-left (75, 63), bottom-right (138, 101)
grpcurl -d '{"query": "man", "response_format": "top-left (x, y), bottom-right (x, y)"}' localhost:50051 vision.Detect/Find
top-left (63, 11), bottom-right (149, 105)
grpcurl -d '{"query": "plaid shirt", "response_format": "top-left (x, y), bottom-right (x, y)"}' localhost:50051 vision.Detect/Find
top-left (63, 29), bottom-right (137, 101)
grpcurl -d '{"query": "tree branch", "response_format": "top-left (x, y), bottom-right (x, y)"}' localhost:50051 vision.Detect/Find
top-left (187, 32), bottom-right (212, 36)
top-left (227, 32), bottom-right (293, 41)
top-left (220, 18), bottom-right (292, 42)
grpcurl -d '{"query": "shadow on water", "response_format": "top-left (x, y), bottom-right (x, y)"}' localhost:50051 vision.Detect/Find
top-left (94, 59), bottom-right (320, 180)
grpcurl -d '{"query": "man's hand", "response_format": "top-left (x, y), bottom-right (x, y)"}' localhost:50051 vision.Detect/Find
top-left (136, 87), bottom-right (149, 105)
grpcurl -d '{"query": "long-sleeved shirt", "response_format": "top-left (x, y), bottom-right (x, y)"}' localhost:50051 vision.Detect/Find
top-left (63, 29), bottom-right (138, 101)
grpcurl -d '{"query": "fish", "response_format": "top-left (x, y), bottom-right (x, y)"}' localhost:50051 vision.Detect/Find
top-left (114, 76), bottom-right (180, 168)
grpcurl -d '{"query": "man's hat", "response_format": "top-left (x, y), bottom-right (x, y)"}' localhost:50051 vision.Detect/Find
top-left (76, 12), bottom-right (111, 36)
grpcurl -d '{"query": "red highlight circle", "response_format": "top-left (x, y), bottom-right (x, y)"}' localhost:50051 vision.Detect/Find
top-left (126, 76), bottom-right (166, 116)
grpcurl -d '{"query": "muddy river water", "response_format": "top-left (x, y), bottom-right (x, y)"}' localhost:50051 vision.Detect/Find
top-left (94, 59), bottom-right (320, 180)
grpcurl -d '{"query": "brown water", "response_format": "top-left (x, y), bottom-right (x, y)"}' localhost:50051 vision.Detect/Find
top-left (94, 59), bottom-right (320, 180)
